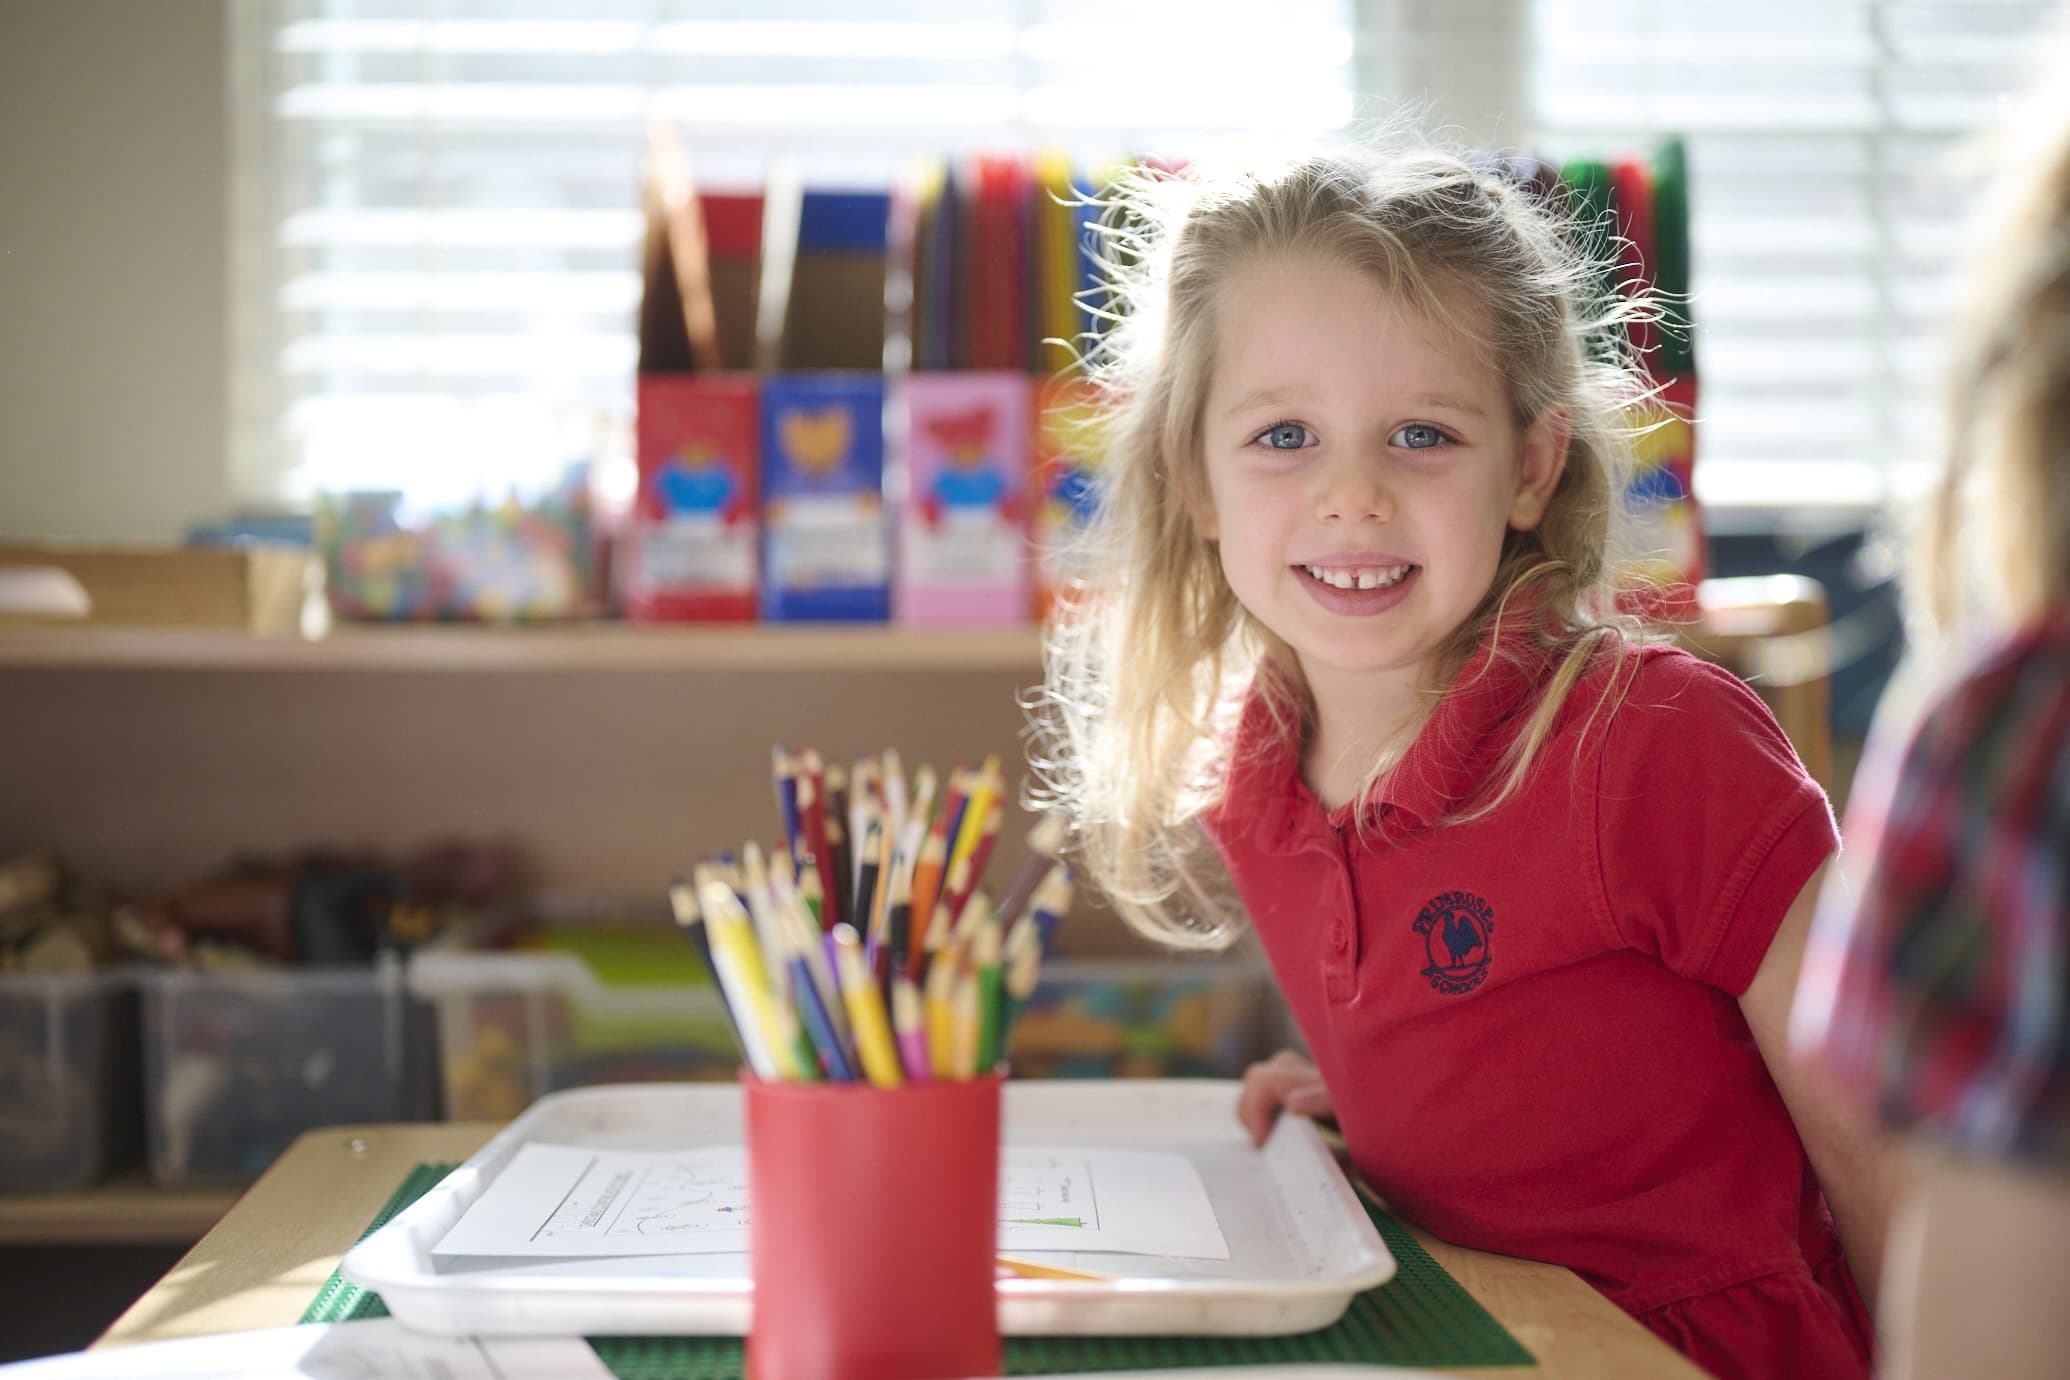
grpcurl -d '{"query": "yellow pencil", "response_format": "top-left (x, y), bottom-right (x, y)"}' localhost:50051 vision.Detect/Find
top-left (996, 1256), bottom-right (1116, 1282)
top-left (698, 880), bottom-right (806, 1081)
top-left (951, 965), bottom-right (983, 1081)
top-left (832, 924), bottom-right (903, 1088)
top-left (925, 940), bottom-right (960, 1079)
top-left (946, 755), bottom-right (1001, 881)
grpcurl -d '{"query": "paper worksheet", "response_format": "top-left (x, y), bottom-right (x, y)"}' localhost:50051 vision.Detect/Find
top-left (432, 1142), bottom-right (1229, 1261)
top-left (0, 1319), bottom-right (611, 1380)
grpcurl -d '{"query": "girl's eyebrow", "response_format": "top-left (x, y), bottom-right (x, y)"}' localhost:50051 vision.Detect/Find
top-left (1219, 386), bottom-right (1491, 421)
top-left (1221, 386), bottom-right (1304, 419)
top-left (1412, 392), bottom-right (1488, 418)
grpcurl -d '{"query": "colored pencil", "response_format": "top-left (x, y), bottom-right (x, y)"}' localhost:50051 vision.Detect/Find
top-left (951, 966), bottom-right (983, 1081)
top-left (699, 880), bottom-right (806, 1081)
top-left (771, 847), bottom-right (851, 1048)
top-left (891, 972), bottom-right (931, 1083)
top-left (850, 819), bottom-right (882, 952)
top-left (996, 1257), bottom-right (1115, 1282)
top-left (946, 801), bottom-right (1003, 928)
top-left (738, 843), bottom-right (789, 983)
top-left (667, 875), bottom-right (749, 1065)
top-left (971, 898), bottom-right (1005, 1074)
top-left (906, 813), bottom-right (952, 972)
top-left (925, 938), bottom-right (960, 1079)
top-left (798, 749), bottom-right (839, 927)
top-left (772, 748), bottom-right (802, 856)
top-left (996, 812), bottom-right (1068, 925)
top-left (787, 921), bottom-right (857, 1082)
top-left (833, 924), bottom-right (903, 1088)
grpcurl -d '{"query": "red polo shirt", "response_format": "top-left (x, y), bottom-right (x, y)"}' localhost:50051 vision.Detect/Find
top-left (1205, 631), bottom-right (1873, 1380)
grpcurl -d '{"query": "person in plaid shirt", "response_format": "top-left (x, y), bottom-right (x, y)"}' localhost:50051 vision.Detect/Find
top-left (1792, 14), bottom-right (2070, 1377)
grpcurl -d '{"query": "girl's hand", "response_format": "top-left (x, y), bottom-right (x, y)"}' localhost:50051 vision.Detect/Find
top-left (1237, 1049), bottom-right (1333, 1146)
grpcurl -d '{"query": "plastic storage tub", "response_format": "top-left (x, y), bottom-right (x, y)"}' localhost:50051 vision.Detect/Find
top-left (1006, 957), bottom-right (1280, 1080)
top-left (410, 950), bottom-right (738, 1122)
top-left (410, 949), bottom-right (1282, 1121)
top-left (0, 972), bottom-right (138, 1191)
top-left (140, 956), bottom-right (426, 1185)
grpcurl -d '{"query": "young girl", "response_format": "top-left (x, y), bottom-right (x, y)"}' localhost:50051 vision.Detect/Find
top-left (1791, 20), bottom-right (2070, 1378)
top-left (1034, 147), bottom-right (1897, 1380)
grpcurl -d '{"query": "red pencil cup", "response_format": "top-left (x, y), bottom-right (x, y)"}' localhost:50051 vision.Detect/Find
top-left (745, 1073), bottom-right (1002, 1380)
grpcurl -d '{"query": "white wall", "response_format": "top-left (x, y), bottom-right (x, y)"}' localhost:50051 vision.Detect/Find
top-left (0, 0), bottom-right (229, 543)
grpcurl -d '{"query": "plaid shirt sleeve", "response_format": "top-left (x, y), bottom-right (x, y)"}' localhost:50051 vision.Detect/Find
top-left (1795, 615), bottom-right (2070, 1167)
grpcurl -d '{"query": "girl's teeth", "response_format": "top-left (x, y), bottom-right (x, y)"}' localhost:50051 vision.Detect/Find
top-left (1304, 564), bottom-right (1410, 590)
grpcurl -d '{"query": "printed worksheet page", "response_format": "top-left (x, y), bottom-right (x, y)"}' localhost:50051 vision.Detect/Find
top-left (431, 1143), bottom-right (1229, 1260)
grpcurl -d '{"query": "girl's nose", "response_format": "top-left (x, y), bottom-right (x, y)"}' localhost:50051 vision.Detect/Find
top-left (1313, 455), bottom-right (1393, 523)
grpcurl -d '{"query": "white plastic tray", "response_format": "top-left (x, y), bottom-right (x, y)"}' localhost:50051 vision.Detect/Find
top-left (342, 1079), bottom-right (1394, 1338)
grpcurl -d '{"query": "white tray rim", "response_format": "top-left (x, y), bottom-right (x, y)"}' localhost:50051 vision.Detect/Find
top-left (342, 1079), bottom-right (1396, 1337)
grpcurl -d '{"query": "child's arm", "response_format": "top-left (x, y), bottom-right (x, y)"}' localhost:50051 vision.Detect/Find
top-left (1738, 862), bottom-right (1912, 1314)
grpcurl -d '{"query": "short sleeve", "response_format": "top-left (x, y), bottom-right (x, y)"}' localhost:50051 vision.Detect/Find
top-left (1592, 648), bottom-right (1839, 994)
top-left (1795, 628), bottom-right (2070, 1166)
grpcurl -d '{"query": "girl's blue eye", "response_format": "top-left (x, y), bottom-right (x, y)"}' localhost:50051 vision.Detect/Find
top-left (1259, 421), bottom-right (1313, 450)
top-left (1391, 424), bottom-right (1449, 450)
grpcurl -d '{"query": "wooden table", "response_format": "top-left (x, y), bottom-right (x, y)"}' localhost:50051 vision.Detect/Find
top-left (93, 1122), bottom-right (1700, 1379)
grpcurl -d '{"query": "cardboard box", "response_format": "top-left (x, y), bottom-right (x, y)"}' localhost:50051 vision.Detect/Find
top-left (761, 373), bottom-right (889, 622)
top-left (895, 371), bottom-right (1030, 624)
top-left (0, 544), bottom-right (312, 632)
top-left (627, 374), bottom-right (761, 622)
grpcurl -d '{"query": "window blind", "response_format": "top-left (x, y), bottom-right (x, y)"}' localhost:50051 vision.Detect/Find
top-left (228, 0), bottom-right (1355, 510)
top-left (1526, 0), bottom-right (2064, 512)
top-left (233, 0), bottom-right (2062, 516)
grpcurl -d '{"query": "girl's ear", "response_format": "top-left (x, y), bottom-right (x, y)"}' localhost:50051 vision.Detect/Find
top-left (1507, 406), bottom-right (1571, 532)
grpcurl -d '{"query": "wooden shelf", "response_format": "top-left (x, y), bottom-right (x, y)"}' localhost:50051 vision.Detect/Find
top-left (0, 624), bottom-right (1046, 674)
top-left (0, 1173), bottom-right (237, 1247)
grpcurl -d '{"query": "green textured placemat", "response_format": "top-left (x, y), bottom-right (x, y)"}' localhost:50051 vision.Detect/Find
top-left (307, 1162), bottom-right (1533, 1373)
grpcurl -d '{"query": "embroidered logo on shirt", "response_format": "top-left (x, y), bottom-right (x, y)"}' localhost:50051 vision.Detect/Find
top-left (1414, 890), bottom-right (1495, 995)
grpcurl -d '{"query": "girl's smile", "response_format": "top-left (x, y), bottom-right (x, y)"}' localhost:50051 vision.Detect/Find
top-left (1294, 559), bottom-right (1421, 614)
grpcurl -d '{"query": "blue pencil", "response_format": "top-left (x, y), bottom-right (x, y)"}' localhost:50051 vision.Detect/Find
top-left (789, 952), bottom-right (857, 1081)
top-left (772, 747), bottom-right (803, 857)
